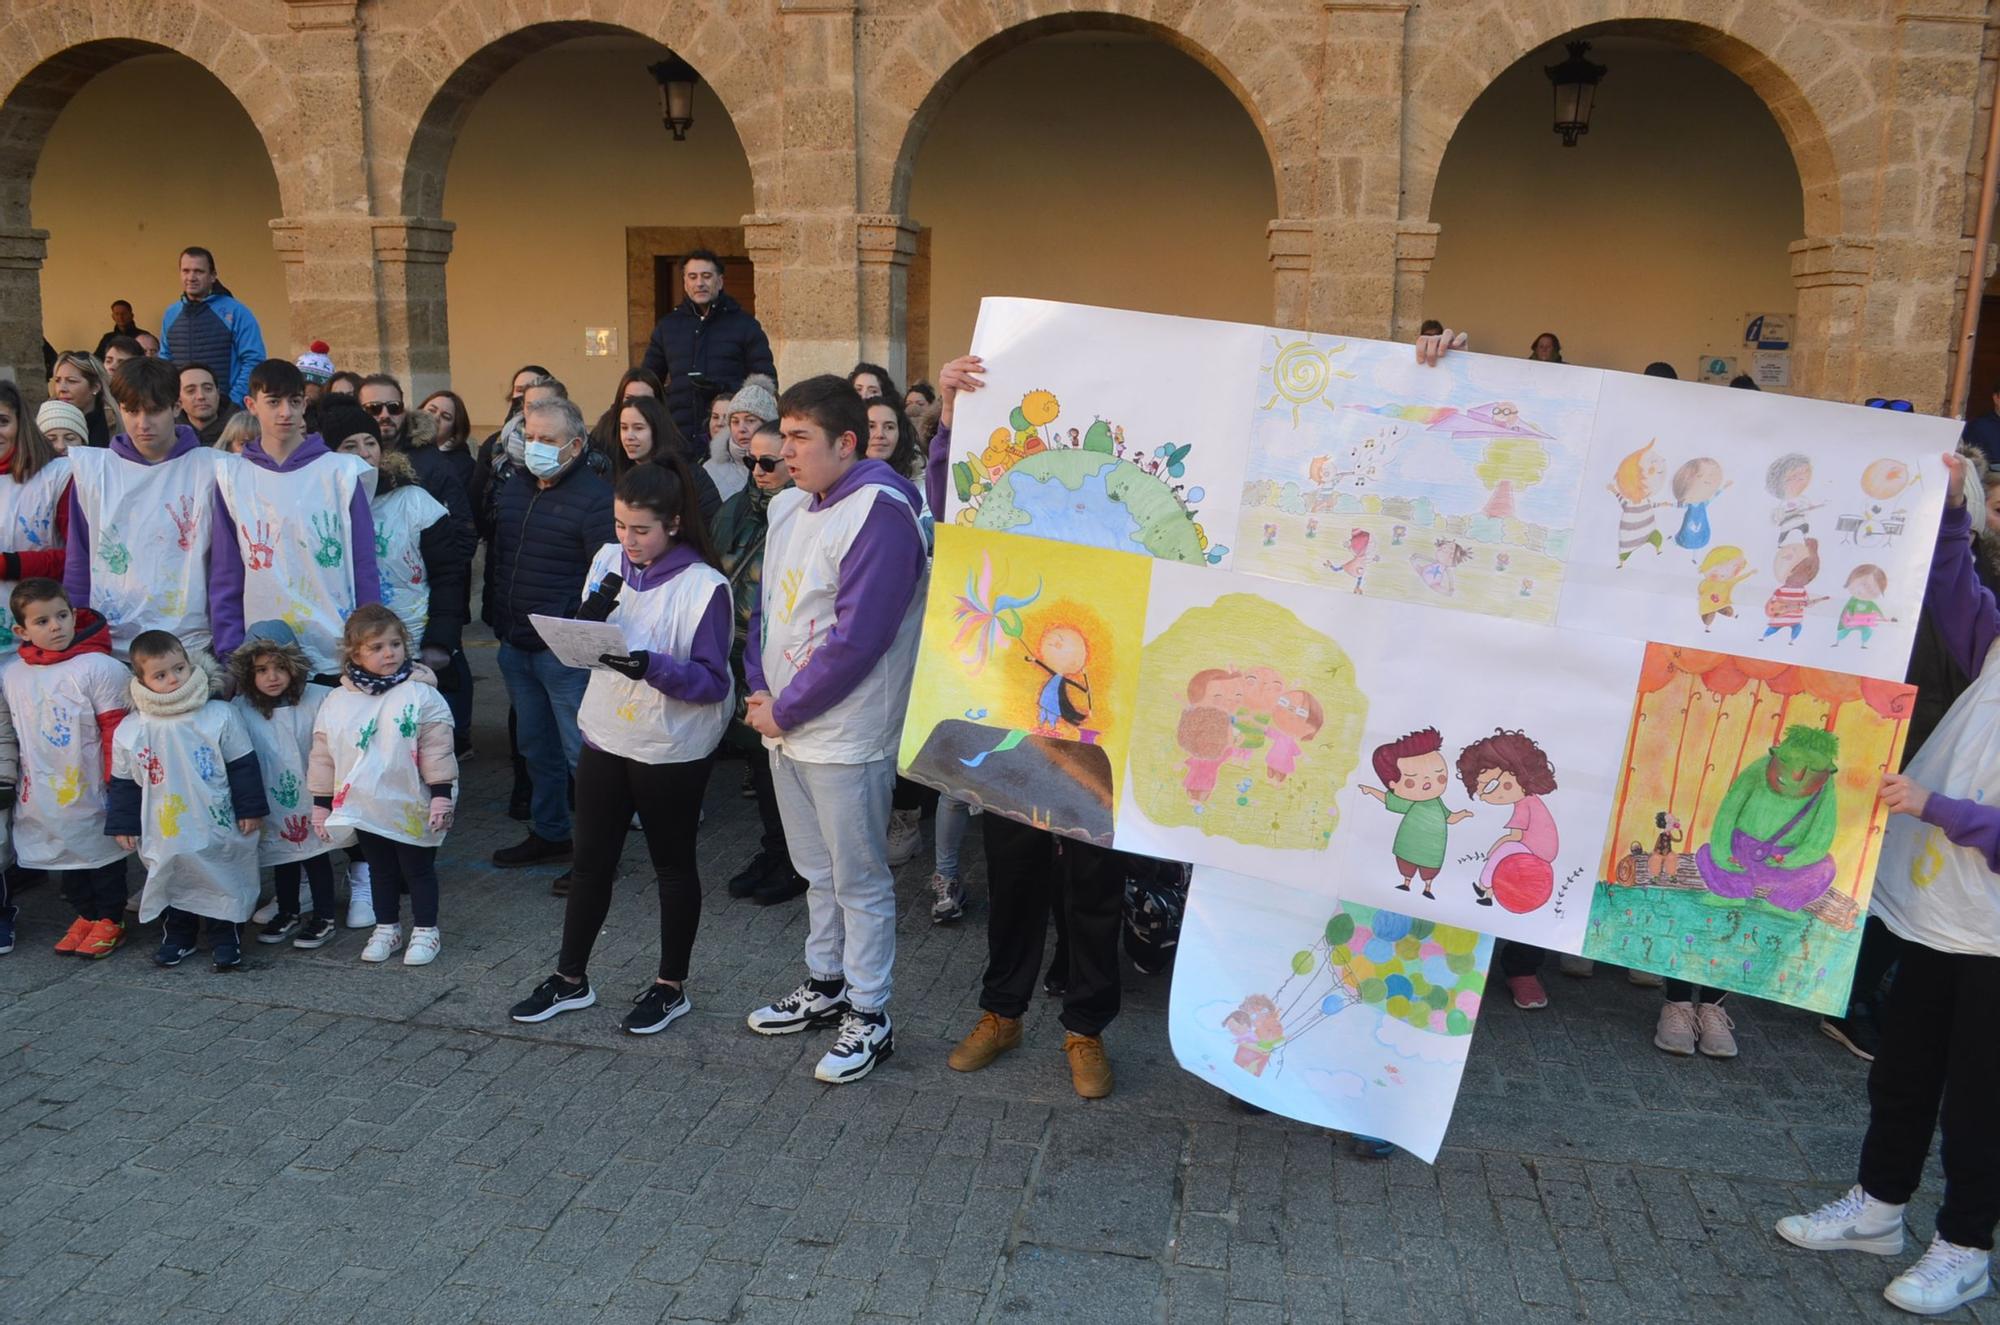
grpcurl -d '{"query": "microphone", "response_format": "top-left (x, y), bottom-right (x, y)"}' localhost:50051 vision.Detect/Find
top-left (576, 571), bottom-right (625, 623)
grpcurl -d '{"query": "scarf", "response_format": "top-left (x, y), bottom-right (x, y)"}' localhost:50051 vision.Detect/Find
top-left (17, 609), bottom-right (115, 666)
top-left (345, 657), bottom-right (413, 696)
top-left (128, 664), bottom-right (210, 717)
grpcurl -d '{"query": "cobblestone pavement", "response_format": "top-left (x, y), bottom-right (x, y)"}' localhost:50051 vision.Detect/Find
top-left (0, 645), bottom-right (1991, 1324)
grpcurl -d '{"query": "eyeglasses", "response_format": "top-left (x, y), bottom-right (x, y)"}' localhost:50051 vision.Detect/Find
top-left (1864, 397), bottom-right (1915, 412)
top-left (742, 455), bottom-right (783, 473)
top-left (364, 400), bottom-right (405, 416)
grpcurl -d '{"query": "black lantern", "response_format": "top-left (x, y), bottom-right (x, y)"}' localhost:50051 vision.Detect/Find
top-left (1545, 40), bottom-right (1607, 147)
top-left (648, 55), bottom-right (700, 141)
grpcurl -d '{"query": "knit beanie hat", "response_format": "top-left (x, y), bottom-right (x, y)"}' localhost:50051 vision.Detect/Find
top-left (35, 399), bottom-right (89, 441)
top-left (728, 373), bottom-right (779, 424)
top-left (318, 401), bottom-right (379, 448)
top-left (296, 340), bottom-right (335, 384)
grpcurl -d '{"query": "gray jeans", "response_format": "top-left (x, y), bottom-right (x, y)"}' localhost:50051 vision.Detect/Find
top-left (769, 751), bottom-right (898, 1012)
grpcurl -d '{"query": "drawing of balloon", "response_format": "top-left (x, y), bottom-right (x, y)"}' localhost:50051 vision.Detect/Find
top-left (1016, 390), bottom-right (1060, 429)
top-left (1860, 458), bottom-right (1916, 499)
top-left (1261, 335), bottom-right (1354, 425)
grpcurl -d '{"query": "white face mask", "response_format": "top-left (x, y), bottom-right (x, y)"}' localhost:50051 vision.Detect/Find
top-left (524, 439), bottom-right (569, 479)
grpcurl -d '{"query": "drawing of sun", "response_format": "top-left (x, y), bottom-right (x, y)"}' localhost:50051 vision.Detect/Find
top-left (1262, 335), bottom-right (1355, 426)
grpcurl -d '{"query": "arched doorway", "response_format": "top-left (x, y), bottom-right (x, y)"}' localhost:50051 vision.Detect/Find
top-left (426, 30), bottom-right (752, 427)
top-left (903, 28), bottom-right (1279, 382)
top-left (1424, 33), bottom-right (1805, 383)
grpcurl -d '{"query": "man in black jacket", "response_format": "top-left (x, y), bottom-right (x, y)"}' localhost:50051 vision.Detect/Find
top-left (490, 396), bottom-right (614, 871)
top-left (640, 249), bottom-right (776, 440)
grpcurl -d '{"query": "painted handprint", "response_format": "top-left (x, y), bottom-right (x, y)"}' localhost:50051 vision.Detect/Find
top-left (398, 803), bottom-right (429, 839)
top-left (332, 782), bottom-right (350, 808)
top-left (242, 520), bottom-right (277, 571)
top-left (52, 765), bottom-right (82, 807)
top-left (157, 792), bottom-right (187, 836)
top-left (167, 496), bottom-right (199, 551)
top-left (155, 588), bottom-right (186, 620)
top-left (279, 814), bottom-right (311, 844)
top-left (193, 745), bottom-right (222, 783)
top-left (356, 718), bottom-right (378, 752)
top-left (401, 547), bottom-right (425, 586)
top-left (305, 512), bottom-right (345, 569)
top-left (374, 529), bottom-right (390, 559)
top-left (397, 704), bottom-right (417, 738)
top-left (41, 706), bottom-right (72, 748)
top-left (137, 745), bottom-right (165, 785)
top-left (616, 699), bottom-right (639, 722)
top-left (271, 769), bottom-right (301, 808)
top-left (99, 524), bottom-right (132, 575)
top-left (15, 511), bottom-right (51, 549)
top-left (208, 798), bottom-right (233, 831)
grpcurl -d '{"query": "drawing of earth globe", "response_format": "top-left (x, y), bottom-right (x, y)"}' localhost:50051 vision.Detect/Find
top-left (972, 449), bottom-right (1205, 563)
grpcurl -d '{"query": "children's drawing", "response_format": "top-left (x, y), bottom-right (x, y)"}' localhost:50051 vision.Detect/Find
top-left (1766, 453), bottom-right (1821, 543)
top-left (1357, 729), bottom-right (1474, 901)
top-left (1696, 546), bottom-right (1754, 632)
top-left (899, 527), bottom-right (1151, 845)
top-left (1126, 591), bottom-right (1365, 854)
top-left (1838, 459), bottom-right (1918, 546)
top-left (1583, 644), bottom-right (1915, 1013)
top-left (1759, 538), bottom-right (1828, 645)
top-left (1833, 565), bottom-right (1894, 648)
top-left (1170, 866), bottom-right (1494, 1163)
top-left (1456, 729), bottom-right (1560, 913)
top-left (1610, 442), bottom-right (1671, 566)
top-left (1234, 336), bottom-right (1599, 626)
top-left (1670, 457), bottom-right (1729, 553)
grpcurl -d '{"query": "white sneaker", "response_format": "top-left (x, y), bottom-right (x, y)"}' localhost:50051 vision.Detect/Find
top-left (886, 808), bottom-right (922, 867)
top-left (1775, 1184), bottom-right (1906, 1256)
top-left (1557, 955), bottom-right (1595, 977)
top-left (404, 927), bottom-right (441, 966)
top-left (252, 898), bottom-right (279, 925)
top-left (1883, 1234), bottom-right (1992, 1315)
top-left (360, 923), bottom-right (404, 963)
top-left (346, 863), bottom-right (375, 929)
top-left (929, 872), bottom-right (965, 923)
top-left (746, 981), bottom-right (848, 1035)
top-left (814, 1010), bottom-right (894, 1083)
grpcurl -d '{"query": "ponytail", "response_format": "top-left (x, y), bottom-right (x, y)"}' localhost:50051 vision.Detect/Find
top-left (615, 454), bottom-right (720, 570)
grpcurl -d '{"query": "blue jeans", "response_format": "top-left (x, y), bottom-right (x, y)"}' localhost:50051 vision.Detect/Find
top-left (935, 794), bottom-right (973, 880)
top-left (497, 643), bottom-right (588, 841)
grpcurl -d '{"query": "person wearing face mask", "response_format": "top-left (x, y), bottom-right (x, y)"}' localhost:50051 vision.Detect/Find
top-left (488, 396), bottom-right (614, 884)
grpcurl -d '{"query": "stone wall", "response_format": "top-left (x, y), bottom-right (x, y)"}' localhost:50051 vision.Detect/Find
top-left (0, 0), bottom-right (1994, 410)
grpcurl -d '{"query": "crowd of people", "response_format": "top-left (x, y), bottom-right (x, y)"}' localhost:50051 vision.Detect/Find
top-left (0, 252), bottom-right (1992, 1314)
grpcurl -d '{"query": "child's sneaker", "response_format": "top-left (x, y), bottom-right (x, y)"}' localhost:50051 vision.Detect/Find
top-left (258, 913), bottom-right (301, 944)
top-left (251, 898), bottom-right (280, 925)
top-left (346, 863), bottom-right (375, 928)
top-left (404, 927), bottom-right (441, 966)
top-left (54, 916), bottom-right (94, 955)
top-left (81, 920), bottom-right (125, 959)
top-left (360, 923), bottom-right (403, 963)
top-left (1882, 1234), bottom-right (1992, 1315)
top-left (155, 935), bottom-right (197, 967)
top-left (293, 915), bottom-right (337, 949)
top-left (212, 937), bottom-right (244, 971)
top-left (929, 873), bottom-right (966, 923)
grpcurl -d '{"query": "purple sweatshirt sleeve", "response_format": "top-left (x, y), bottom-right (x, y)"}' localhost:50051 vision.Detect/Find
top-left (1921, 792), bottom-right (2000, 874)
top-left (770, 498), bottom-right (925, 732)
top-left (1928, 503), bottom-right (2000, 680)
top-left (209, 489), bottom-right (246, 659)
top-left (62, 486), bottom-right (92, 608)
top-left (642, 583), bottom-right (733, 705)
top-left (926, 422), bottom-right (952, 524)
top-left (348, 485), bottom-right (381, 607)
top-left (744, 584), bottom-right (769, 695)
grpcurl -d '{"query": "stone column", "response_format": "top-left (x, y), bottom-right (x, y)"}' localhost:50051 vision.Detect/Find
top-left (270, 216), bottom-right (386, 373)
top-left (373, 219), bottom-right (456, 400)
top-left (0, 227), bottom-right (49, 399)
top-left (1789, 235), bottom-right (1875, 404)
top-left (1306, 0), bottom-right (1410, 338)
top-left (856, 214), bottom-right (920, 388)
top-left (1268, 220), bottom-right (1313, 329)
top-left (1392, 222), bottom-right (1440, 342)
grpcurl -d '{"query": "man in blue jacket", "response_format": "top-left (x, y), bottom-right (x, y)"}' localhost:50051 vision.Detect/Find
top-left (159, 246), bottom-right (266, 408)
top-left (489, 395), bottom-right (614, 878)
top-left (640, 249), bottom-right (776, 440)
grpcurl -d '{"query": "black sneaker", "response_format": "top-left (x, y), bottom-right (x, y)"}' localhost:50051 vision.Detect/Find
top-left (729, 852), bottom-right (779, 899)
top-left (1819, 1009), bottom-right (1881, 1061)
top-left (510, 975), bottom-right (595, 1023)
top-left (257, 913), bottom-right (301, 944)
top-left (155, 938), bottom-right (197, 968)
top-left (623, 983), bottom-right (691, 1035)
top-left (212, 940), bottom-right (244, 971)
top-left (492, 834), bottom-right (573, 869)
top-left (751, 871), bottom-right (809, 907)
top-left (292, 916), bottom-right (337, 949)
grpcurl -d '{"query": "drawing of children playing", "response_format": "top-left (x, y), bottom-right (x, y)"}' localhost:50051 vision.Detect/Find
top-left (1232, 666), bottom-right (1285, 753)
top-left (1760, 537), bottom-right (1828, 644)
top-left (1765, 453), bottom-right (1822, 543)
top-left (1455, 729), bottom-right (1559, 910)
top-left (1409, 539), bottom-right (1470, 596)
top-left (1696, 545), bottom-right (1755, 631)
top-left (1833, 564), bottom-right (1895, 648)
top-left (1224, 994), bottom-right (1287, 1076)
top-left (1024, 624), bottom-right (1091, 735)
top-left (1323, 530), bottom-right (1374, 594)
top-left (1358, 728), bottom-right (1471, 901)
top-left (1609, 441), bottom-right (1671, 566)
top-left (1671, 457), bottom-right (1729, 553)
top-left (1186, 668), bottom-right (1245, 711)
top-left (1178, 706), bottom-right (1238, 805)
top-left (1265, 689), bottom-right (1323, 783)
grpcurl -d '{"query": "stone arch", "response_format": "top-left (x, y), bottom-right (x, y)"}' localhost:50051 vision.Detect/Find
top-left (1406, 15), bottom-right (1850, 238)
top-left (377, 10), bottom-right (781, 222)
top-left (868, 5), bottom-right (1313, 221)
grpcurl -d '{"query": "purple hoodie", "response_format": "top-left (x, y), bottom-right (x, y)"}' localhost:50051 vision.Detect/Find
top-left (64, 424), bottom-right (207, 612)
top-left (745, 457), bottom-right (927, 734)
top-left (926, 421), bottom-right (953, 525)
top-left (1912, 501), bottom-right (2000, 871)
top-left (208, 434), bottom-right (381, 661)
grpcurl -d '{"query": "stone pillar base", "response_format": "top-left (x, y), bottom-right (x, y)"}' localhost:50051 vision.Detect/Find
top-left (0, 227), bottom-right (50, 398)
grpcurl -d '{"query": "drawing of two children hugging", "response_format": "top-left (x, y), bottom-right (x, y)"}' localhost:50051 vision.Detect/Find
top-left (1176, 666), bottom-right (1325, 804)
top-left (1360, 726), bottom-right (1559, 909)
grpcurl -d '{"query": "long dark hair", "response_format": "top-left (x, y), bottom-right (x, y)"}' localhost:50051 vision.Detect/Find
top-left (848, 361), bottom-right (900, 403)
top-left (611, 394), bottom-right (693, 481)
top-left (867, 395), bottom-right (921, 479)
top-left (506, 362), bottom-right (552, 418)
top-left (611, 366), bottom-right (664, 410)
top-left (616, 452), bottom-right (720, 570)
top-left (0, 380), bottom-right (60, 483)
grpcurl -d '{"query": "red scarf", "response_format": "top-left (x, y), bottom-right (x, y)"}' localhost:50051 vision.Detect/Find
top-left (17, 608), bottom-right (114, 666)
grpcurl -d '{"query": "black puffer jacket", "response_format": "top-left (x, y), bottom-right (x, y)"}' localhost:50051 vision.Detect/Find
top-left (639, 292), bottom-right (776, 439)
top-left (490, 460), bottom-right (615, 651)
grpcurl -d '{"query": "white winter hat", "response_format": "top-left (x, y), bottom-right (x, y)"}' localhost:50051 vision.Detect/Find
top-left (36, 399), bottom-right (88, 441)
top-left (296, 339), bottom-right (335, 384)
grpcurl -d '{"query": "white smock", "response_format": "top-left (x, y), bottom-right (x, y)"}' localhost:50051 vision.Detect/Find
top-left (316, 677), bottom-right (456, 846)
top-left (0, 456), bottom-right (72, 654)
top-left (233, 685), bottom-right (353, 864)
top-left (576, 544), bottom-right (731, 764)
top-left (214, 450), bottom-right (375, 674)
top-left (115, 699), bottom-right (260, 923)
top-left (0, 651), bottom-right (131, 869)
top-left (66, 445), bottom-right (226, 657)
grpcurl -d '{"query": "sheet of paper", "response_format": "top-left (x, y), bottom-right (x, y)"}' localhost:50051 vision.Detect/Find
top-left (529, 614), bottom-right (630, 672)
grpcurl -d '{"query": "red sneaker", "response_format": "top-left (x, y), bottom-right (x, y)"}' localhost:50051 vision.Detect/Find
top-left (1506, 974), bottom-right (1549, 1010)
top-left (80, 920), bottom-right (126, 959)
top-left (54, 917), bottom-right (95, 954)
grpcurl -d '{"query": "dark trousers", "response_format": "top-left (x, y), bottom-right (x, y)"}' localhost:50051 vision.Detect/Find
top-left (59, 860), bottom-right (128, 921)
top-left (356, 832), bottom-right (440, 928)
top-left (162, 907), bottom-right (240, 948)
top-left (748, 746), bottom-right (787, 858)
top-left (559, 745), bottom-right (711, 983)
top-left (1663, 980), bottom-right (1721, 1003)
top-left (978, 814), bottom-right (1122, 1036)
top-left (1849, 915), bottom-right (1904, 1014)
top-left (441, 650), bottom-right (474, 754)
top-left (892, 776), bottom-right (935, 814)
top-left (1858, 940), bottom-right (2000, 1250)
top-left (1499, 942), bottom-right (1545, 979)
top-left (274, 854), bottom-right (337, 916)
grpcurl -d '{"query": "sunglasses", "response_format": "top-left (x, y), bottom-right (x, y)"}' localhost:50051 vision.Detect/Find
top-left (742, 455), bottom-right (784, 473)
top-left (1864, 397), bottom-right (1914, 412)
top-left (364, 400), bottom-right (405, 416)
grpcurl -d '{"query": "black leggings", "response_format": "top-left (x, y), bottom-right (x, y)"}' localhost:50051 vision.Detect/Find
top-left (559, 744), bottom-right (712, 984)
top-left (355, 832), bottom-right (440, 927)
top-left (274, 854), bottom-right (337, 916)
top-left (60, 860), bottom-right (128, 921)
top-left (1663, 980), bottom-right (1721, 1003)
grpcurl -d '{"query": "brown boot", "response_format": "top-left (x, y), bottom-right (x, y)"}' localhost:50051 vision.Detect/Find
top-left (1064, 1032), bottom-right (1113, 1099)
top-left (947, 1012), bottom-right (1022, 1072)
